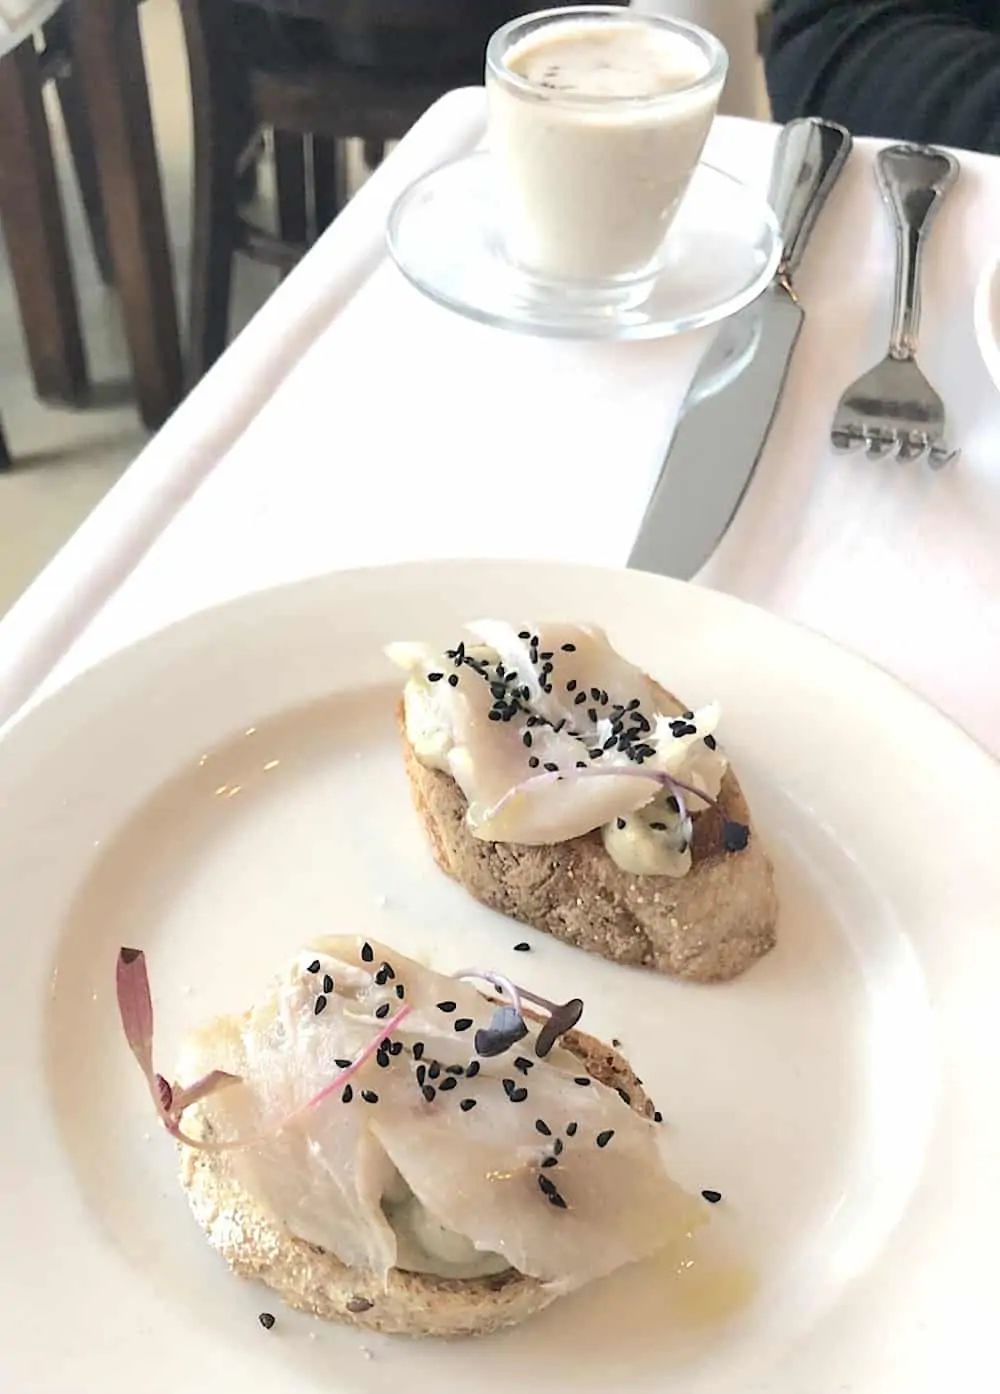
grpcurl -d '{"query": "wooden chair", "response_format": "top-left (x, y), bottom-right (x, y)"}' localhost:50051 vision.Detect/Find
top-left (179, 0), bottom-right (575, 385)
top-left (0, 3), bottom-right (182, 437)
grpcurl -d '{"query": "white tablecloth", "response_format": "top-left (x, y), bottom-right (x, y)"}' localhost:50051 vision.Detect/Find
top-left (2, 92), bottom-right (999, 757)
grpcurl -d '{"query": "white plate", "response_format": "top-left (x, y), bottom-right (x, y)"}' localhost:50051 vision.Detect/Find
top-left (0, 559), bottom-right (996, 1394)
top-left (386, 153), bottom-right (781, 341)
top-left (973, 250), bottom-right (1000, 391)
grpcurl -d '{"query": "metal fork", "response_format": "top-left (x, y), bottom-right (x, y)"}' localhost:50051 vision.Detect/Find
top-left (831, 143), bottom-right (959, 467)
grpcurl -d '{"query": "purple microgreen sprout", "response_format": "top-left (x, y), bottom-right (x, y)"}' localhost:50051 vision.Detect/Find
top-left (453, 968), bottom-right (585, 1060)
top-left (116, 947), bottom-right (412, 1153)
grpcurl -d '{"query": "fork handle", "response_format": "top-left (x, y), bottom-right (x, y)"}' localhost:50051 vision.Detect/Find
top-left (877, 144), bottom-right (958, 360)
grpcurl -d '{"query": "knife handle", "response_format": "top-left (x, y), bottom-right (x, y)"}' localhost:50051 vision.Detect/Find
top-left (770, 118), bottom-right (853, 282)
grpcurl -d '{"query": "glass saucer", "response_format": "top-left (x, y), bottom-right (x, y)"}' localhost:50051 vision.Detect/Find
top-left (386, 151), bottom-right (782, 342)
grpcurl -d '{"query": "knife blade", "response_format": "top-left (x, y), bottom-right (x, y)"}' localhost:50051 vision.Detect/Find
top-left (629, 117), bottom-right (853, 580)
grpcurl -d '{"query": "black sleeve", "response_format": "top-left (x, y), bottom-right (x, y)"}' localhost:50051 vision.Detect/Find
top-left (765, 0), bottom-right (1000, 155)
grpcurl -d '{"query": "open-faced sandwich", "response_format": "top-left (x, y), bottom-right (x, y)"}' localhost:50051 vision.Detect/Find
top-left (388, 622), bottom-right (778, 983)
top-left (118, 937), bottom-right (699, 1337)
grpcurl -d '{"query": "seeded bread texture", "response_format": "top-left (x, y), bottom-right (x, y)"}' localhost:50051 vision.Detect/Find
top-left (400, 695), bottom-right (778, 983)
top-left (180, 1024), bottom-right (655, 1338)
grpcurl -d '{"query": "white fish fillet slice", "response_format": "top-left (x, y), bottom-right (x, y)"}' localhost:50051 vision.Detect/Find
top-left (177, 940), bottom-right (695, 1291)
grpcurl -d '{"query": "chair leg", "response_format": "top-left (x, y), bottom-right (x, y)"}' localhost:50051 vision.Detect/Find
top-left (312, 136), bottom-right (347, 234)
top-left (363, 139), bottom-right (386, 172)
top-left (0, 36), bottom-right (88, 405)
top-left (180, 0), bottom-right (243, 386)
top-left (67, 0), bottom-right (182, 428)
top-left (273, 129), bottom-right (307, 265)
top-left (44, 10), bottom-right (115, 286)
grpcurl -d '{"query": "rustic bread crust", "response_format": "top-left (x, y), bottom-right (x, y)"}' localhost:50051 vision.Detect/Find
top-left (400, 700), bottom-right (778, 983)
top-left (180, 1026), bottom-right (655, 1337)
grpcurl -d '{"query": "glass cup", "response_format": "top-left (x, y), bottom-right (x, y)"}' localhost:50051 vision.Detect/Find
top-left (485, 5), bottom-right (728, 287)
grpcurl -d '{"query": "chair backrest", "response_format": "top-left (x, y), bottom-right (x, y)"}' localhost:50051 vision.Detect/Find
top-left (234, 0), bottom-right (627, 76)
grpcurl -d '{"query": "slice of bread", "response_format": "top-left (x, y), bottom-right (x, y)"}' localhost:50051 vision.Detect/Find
top-left (180, 1025), bottom-right (656, 1337)
top-left (400, 694), bottom-right (778, 984)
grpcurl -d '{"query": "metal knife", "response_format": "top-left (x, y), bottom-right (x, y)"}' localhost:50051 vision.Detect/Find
top-left (628, 117), bottom-right (853, 580)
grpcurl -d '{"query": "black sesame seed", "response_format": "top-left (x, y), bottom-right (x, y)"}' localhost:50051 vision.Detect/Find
top-left (381, 962), bottom-right (396, 979)
top-left (574, 691), bottom-right (587, 705)
top-left (588, 708), bottom-right (599, 723)
top-left (518, 630), bottom-right (530, 639)
top-left (258, 1312), bottom-right (276, 1330)
top-left (454, 1017), bottom-right (474, 1033)
top-left (627, 699), bottom-right (641, 711)
top-left (576, 760), bottom-right (587, 768)
top-left (616, 817), bottom-right (626, 830)
top-left (617, 1088), bottom-right (631, 1105)
top-left (603, 735), bottom-right (617, 750)
top-left (513, 942), bottom-right (531, 952)
top-left (428, 1061), bottom-right (441, 1080)
top-left (447, 674), bottom-right (459, 688)
top-left (422, 1085), bottom-right (437, 1103)
top-left (341, 1084), bottom-right (354, 1103)
top-left (509, 1087), bottom-right (528, 1103)
top-left (322, 973), bottom-right (334, 994)
top-left (528, 756), bottom-right (540, 769)
top-left (538, 1174), bottom-right (557, 1198)
top-left (437, 1001), bottom-right (457, 1013)
top-left (522, 731), bottom-right (533, 748)
top-left (375, 968), bottom-right (389, 986)
top-left (596, 1129), bottom-right (615, 1148)
top-left (600, 690), bottom-right (609, 705)
top-left (612, 1038), bottom-right (622, 1048)
top-left (314, 995), bottom-right (328, 1016)
top-left (488, 710), bottom-right (502, 722)
top-left (428, 671), bottom-right (444, 683)
top-left (574, 1076), bottom-right (591, 1087)
top-left (515, 1056), bottom-right (534, 1075)
top-left (361, 942), bottom-right (374, 963)
top-left (375, 1002), bottom-right (391, 1019)
top-left (307, 960), bottom-right (321, 974)
top-left (395, 983), bottom-right (405, 999)
top-left (416, 1064), bottom-right (427, 1085)
top-left (653, 1110), bottom-right (663, 1123)
top-left (336, 1057), bottom-right (353, 1069)
top-left (588, 748), bottom-right (604, 760)
top-left (376, 1049), bottom-right (390, 1068)
top-left (566, 678), bottom-right (578, 692)
top-left (535, 1118), bottom-right (552, 1136)
top-left (439, 1076), bottom-right (458, 1092)
top-left (503, 1078), bottom-right (517, 1097)
top-left (460, 1097), bottom-right (477, 1112)
top-left (465, 1060), bottom-right (481, 1079)
top-left (540, 650), bottom-right (554, 661)
top-left (446, 1064), bottom-right (465, 1075)
top-left (548, 1192), bottom-right (568, 1210)
top-left (704, 733), bottom-right (718, 750)
top-left (566, 1121), bottom-right (579, 1136)
top-left (491, 682), bottom-right (508, 699)
top-left (389, 1040), bottom-right (403, 1056)
top-left (701, 1189), bottom-right (723, 1204)
top-left (361, 1089), bottom-right (378, 1104)
top-left (561, 643), bottom-right (576, 652)
top-left (413, 1042), bottom-right (425, 1061)
top-left (649, 821), bottom-right (668, 831)
top-left (553, 1137), bottom-right (564, 1156)
top-left (541, 1155), bottom-right (559, 1168)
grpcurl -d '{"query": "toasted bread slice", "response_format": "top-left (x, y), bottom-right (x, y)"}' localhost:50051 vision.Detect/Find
top-left (180, 1025), bottom-right (656, 1337)
top-left (400, 691), bottom-right (778, 983)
